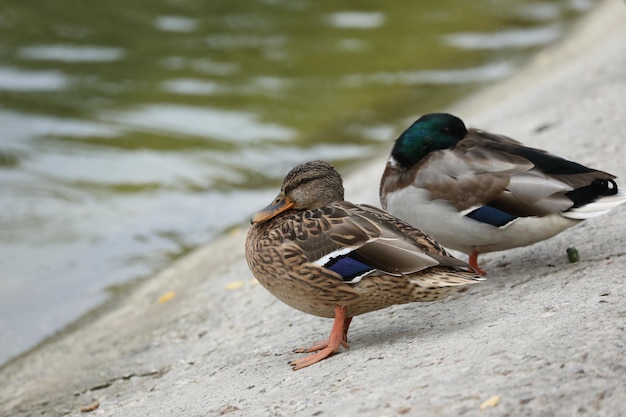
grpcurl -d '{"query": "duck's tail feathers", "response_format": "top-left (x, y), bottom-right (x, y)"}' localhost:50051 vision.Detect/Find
top-left (562, 189), bottom-right (626, 220)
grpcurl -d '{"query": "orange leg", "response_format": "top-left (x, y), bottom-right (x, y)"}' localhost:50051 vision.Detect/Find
top-left (289, 305), bottom-right (350, 370)
top-left (469, 251), bottom-right (487, 276)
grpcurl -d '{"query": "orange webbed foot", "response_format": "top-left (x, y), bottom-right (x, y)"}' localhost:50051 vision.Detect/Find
top-left (293, 338), bottom-right (349, 354)
top-left (289, 306), bottom-right (352, 370)
top-left (289, 346), bottom-right (338, 370)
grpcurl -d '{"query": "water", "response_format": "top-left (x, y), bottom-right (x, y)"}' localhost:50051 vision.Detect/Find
top-left (0, 0), bottom-right (593, 365)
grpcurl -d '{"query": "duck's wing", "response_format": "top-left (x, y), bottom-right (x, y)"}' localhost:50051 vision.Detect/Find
top-left (294, 202), bottom-right (473, 284)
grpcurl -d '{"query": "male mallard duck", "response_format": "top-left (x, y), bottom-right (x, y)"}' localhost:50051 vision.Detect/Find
top-left (246, 160), bottom-right (482, 370)
top-left (380, 113), bottom-right (626, 274)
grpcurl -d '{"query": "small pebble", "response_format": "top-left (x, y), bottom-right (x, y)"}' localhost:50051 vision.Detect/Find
top-left (566, 247), bottom-right (579, 263)
top-left (480, 395), bottom-right (500, 410)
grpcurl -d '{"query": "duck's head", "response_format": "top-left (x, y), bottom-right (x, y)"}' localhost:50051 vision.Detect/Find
top-left (390, 113), bottom-right (468, 168)
top-left (251, 160), bottom-right (345, 224)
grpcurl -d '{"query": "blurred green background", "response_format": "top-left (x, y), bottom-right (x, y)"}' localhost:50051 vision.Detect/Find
top-left (0, 0), bottom-right (593, 364)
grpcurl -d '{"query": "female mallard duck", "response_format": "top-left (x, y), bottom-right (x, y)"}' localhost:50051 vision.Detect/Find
top-left (245, 160), bottom-right (482, 370)
top-left (380, 113), bottom-right (626, 275)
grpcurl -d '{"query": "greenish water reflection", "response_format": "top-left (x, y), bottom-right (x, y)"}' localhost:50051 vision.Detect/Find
top-left (0, 0), bottom-right (593, 364)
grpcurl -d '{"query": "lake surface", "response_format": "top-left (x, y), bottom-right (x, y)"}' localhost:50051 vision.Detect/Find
top-left (0, 0), bottom-right (593, 364)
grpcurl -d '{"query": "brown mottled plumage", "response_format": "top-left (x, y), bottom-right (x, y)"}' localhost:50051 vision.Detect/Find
top-left (245, 160), bottom-right (482, 370)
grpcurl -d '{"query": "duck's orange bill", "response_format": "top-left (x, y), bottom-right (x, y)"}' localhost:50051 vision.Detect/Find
top-left (251, 193), bottom-right (295, 224)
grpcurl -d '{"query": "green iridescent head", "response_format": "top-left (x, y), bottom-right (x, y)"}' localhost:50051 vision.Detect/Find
top-left (391, 113), bottom-right (468, 167)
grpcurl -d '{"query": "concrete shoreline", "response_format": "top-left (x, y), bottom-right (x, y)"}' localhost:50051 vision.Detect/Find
top-left (2, 0), bottom-right (625, 415)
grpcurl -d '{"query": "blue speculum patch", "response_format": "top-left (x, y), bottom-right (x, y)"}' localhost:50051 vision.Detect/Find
top-left (325, 255), bottom-right (373, 282)
top-left (466, 205), bottom-right (517, 227)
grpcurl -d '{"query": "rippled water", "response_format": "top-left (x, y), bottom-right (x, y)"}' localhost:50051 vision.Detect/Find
top-left (0, 0), bottom-right (593, 364)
